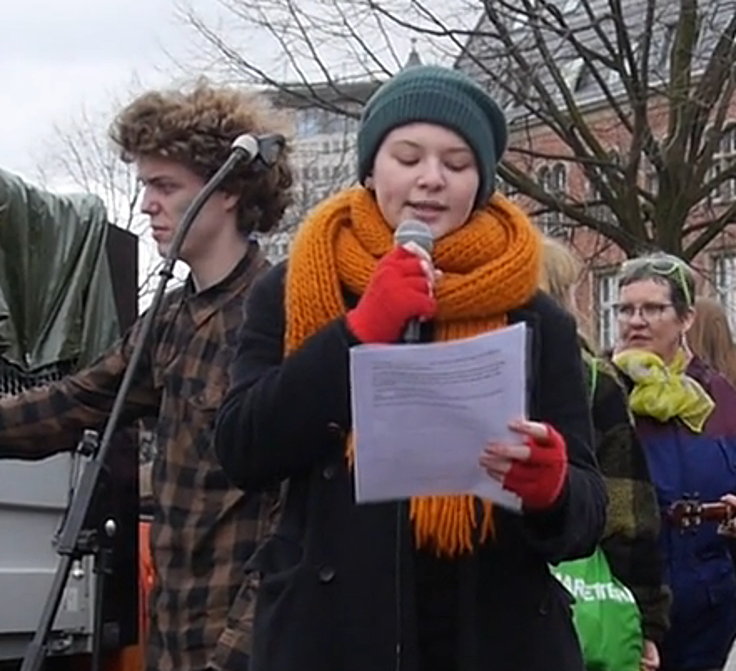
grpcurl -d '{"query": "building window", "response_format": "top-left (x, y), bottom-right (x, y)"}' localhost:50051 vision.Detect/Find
top-left (560, 0), bottom-right (581, 11)
top-left (643, 159), bottom-right (659, 197)
top-left (595, 270), bottom-right (619, 351)
top-left (507, 8), bottom-right (527, 32)
top-left (260, 233), bottom-right (292, 263)
top-left (586, 152), bottom-right (621, 224)
top-left (537, 163), bottom-right (567, 235)
top-left (709, 125), bottom-right (736, 204)
top-left (586, 181), bottom-right (614, 224)
top-left (713, 252), bottom-right (736, 330)
top-left (560, 57), bottom-right (585, 91)
top-left (575, 63), bottom-right (596, 93)
top-left (496, 175), bottom-right (518, 199)
top-left (658, 24), bottom-right (675, 70)
top-left (500, 66), bottom-right (532, 110)
top-left (295, 108), bottom-right (321, 137)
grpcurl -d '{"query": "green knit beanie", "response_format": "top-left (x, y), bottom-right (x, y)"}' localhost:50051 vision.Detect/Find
top-left (357, 65), bottom-right (508, 208)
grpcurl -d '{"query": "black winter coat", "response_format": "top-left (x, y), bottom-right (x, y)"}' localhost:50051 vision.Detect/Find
top-left (215, 263), bottom-right (607, 671)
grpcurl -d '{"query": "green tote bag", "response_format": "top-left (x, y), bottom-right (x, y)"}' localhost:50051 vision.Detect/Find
top-left (552, 547), bottom-right (643, 671)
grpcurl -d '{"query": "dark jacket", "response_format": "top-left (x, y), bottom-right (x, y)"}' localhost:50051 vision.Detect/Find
top-left (624, 357), bottom-right (736, 671)
top-left (215, 263), bottom-right (607, 671)
top-left (584, 354), bottom-right (670, 642)
top-left (0, 245), bottom-right (273, 671)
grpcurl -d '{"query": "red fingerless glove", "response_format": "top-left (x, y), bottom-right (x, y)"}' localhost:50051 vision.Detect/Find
top-left (503, 424), bottom-right (568, 511)
top-left (347, 246), bottom-right (437, 343)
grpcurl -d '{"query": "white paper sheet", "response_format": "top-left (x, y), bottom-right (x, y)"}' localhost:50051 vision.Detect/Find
top-left (349, 323), bottom-right (527, 511)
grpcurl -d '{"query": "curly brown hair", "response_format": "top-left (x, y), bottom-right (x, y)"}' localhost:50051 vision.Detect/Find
top-left (110, 79), bottom-right (294, 235)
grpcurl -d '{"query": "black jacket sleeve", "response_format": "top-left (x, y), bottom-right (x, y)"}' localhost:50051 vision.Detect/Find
top-left (215, 263), bottom-right (358, 489)
top-left (518, 294), bottom-right (608, 564)
top-left (592, 362), bottom-right (670, 642)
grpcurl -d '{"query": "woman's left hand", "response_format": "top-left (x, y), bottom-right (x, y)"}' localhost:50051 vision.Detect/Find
top-left (640, 639), bottom-right (660, 671)
top-left (479, 420), bottom-right (568, 511)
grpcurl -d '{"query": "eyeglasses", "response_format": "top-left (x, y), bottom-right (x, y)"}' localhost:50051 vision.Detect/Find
top-left (620, 255), bottom-right (693, 307)
top-left (613, 301), bottom-right (675, 322)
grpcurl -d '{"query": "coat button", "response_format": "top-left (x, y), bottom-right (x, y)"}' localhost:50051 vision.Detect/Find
top-left (318, 565), bottom-right (336, 583)
top-left (322, 464), bottom-right (337, 480)
top-left (326, 421), bottom-right (344, 438)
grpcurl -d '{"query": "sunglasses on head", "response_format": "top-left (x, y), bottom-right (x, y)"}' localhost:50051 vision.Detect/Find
top-left (620, 255), bottom-right (693, 308)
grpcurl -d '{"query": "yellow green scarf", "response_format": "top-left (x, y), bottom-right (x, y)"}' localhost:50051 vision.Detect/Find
top-left (613, 349), bottom-right (715, 432)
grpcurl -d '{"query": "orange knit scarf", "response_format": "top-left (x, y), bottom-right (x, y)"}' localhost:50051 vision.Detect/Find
top-left (285, 187), bottom-right (540, 556)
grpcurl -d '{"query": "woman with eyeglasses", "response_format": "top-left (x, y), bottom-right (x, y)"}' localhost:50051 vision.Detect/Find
top-left (612, 252), bottom-right (736, 671)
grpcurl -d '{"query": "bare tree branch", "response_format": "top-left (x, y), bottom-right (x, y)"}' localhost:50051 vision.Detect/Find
top-left (34, 99), bottom-right (168, 299)
top-left (177, 0), bottom-right (736, 260)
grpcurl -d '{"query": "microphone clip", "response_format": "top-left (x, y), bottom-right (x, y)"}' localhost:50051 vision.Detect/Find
top-left (254, 134), bottom-right (285, 169)
top-left (231, 133), bottom-right (286, 173)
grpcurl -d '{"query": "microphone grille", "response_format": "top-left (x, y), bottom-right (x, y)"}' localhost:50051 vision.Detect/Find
top-left (231, 134), bottom-right (259, 158)
top-left (394, 220), bottom-right (434, 254)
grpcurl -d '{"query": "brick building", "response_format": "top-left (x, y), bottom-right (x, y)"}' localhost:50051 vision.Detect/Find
top-left (259, 79), bottom-right (381, 262)
top-left (457, 0), bottom-right (736, 348)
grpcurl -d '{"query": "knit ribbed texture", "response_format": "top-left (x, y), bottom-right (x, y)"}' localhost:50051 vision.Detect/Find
top-left (358, 65), bottom-right (508, 208)
top-left (285, 186), bottom-right (541, 557)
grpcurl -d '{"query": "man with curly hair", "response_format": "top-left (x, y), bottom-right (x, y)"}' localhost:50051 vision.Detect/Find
top-left (0, 81), bottom-right (293, 671)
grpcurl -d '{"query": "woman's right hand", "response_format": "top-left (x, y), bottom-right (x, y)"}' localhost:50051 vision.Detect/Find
top-left (346, 246), bottom-right (437, 343)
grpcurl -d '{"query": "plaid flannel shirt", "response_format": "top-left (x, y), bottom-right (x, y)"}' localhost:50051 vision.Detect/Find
top-left (0, 242), bottom-right (274, 671)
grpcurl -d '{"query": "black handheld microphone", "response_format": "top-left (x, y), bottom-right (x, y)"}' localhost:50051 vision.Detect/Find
top-left (393, 220), bottom-right (435, 343)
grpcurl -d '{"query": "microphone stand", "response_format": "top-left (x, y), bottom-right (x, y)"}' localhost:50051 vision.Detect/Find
top-left (21, 135), bottom-right (283, 671)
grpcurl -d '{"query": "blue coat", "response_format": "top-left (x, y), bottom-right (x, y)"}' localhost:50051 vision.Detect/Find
top-left (632, 358), bottom-right (736, 670)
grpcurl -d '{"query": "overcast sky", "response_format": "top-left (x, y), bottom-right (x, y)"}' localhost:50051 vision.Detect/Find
top-left (0, 0), bottom-right (451, 187)
top-left (0, 0), bottom-right (203, 185)
top-left (0, 0), bottom-right (237, 296)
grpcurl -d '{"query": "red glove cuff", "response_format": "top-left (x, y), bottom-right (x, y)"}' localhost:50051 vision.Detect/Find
top-left (503, 424), bottom-right (568, 511)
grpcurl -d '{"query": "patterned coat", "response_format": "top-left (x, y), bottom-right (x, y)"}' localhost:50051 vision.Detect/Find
top-left (0, 245), bottom-right (275, 671)
top-left (584, 353), bottom-right (670, 642)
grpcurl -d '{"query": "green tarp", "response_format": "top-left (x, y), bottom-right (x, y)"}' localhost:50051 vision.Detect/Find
top-left (0, 168), bottom-right (120, 372)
